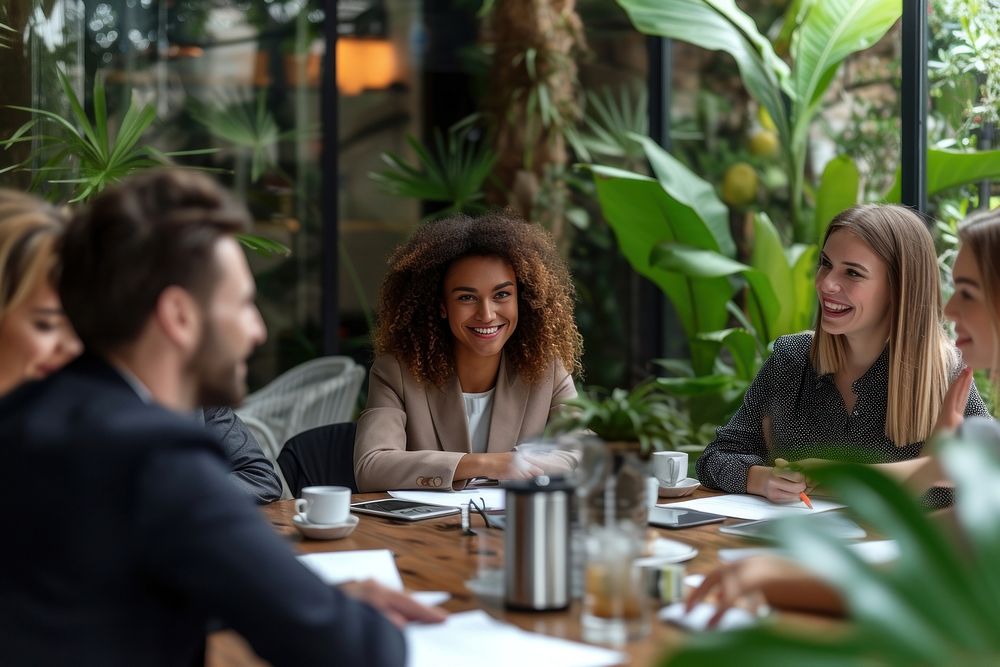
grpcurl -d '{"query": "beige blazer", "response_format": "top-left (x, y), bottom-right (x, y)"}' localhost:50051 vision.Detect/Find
top-left (354, 354), bottom-right (577, 492)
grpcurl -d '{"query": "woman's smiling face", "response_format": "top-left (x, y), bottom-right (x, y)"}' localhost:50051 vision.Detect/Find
top-left (815, 229), bottom-right (893, 342)
top-left (441, 255), bottom-right (518, 364)
top-left (944, 246), bottom-right (995, 371)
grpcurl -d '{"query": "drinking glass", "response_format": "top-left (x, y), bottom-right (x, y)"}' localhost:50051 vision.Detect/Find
top-left (581, 523), bottom-right (650, 645)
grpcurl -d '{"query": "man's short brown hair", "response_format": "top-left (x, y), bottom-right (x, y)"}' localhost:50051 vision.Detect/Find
top-left (59, 170), bottom-right (250, 354)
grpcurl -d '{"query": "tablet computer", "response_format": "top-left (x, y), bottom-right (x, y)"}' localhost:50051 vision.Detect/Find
top-left (648, 506), bottom-right (725, 529)
top-left (351, 499), bottom-right (460, 521)
top-left (719, 513), bottom-right (866, 541)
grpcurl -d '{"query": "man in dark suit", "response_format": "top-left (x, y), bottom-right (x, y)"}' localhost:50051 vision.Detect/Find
top-left (0, 170), bottom-right (442, 666)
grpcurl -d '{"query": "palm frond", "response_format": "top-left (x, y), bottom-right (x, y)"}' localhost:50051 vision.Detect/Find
top-left (369, 118), bottom-right (497, 219)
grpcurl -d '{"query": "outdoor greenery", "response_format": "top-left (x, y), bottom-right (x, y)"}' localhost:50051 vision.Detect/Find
top-left (0, 70), bottom-right (288, 257)
top-left (370, 119), bottom-right (497, 221)
top-left (663, 430), bottom-right (1000, 665)
top-left (1, 70), bottom-right (214, 203)
top-left (589, 0), bottom-right (1000, 428)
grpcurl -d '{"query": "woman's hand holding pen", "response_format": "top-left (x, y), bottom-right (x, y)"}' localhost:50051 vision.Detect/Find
top-left (746, 463), bottom-right (807, 503)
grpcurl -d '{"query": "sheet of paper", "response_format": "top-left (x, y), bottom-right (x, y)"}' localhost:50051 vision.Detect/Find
top-left (389, 487), bottom-right (506, 510)
top-left (297, 549), bottom-right (404, 590)
top-left (659, 602), bottom-right (757, 632)
top-left (719, 539), bottom-right (900, 565)
top-left (660, 493), bottom-right (844, 520)
top-left (410, 591), bottom-right (450, 607)
top-left (405, 610), bottom-right (625, 667)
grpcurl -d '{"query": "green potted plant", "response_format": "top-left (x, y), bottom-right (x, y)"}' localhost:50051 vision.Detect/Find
top-left (547, 379), bottom-right (685, 526)
top-left (663, 428), bottom-right (1000, 665)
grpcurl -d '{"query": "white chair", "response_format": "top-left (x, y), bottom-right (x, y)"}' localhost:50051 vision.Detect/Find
top-left (236, 356), bottom-right (365, 497)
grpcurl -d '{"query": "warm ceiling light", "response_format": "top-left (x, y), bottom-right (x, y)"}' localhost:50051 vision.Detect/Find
top-left (336, 37), bottom-right (397, 95)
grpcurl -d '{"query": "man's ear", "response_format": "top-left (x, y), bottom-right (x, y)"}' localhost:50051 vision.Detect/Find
top-left (154, 286), bottom-right (203, 355)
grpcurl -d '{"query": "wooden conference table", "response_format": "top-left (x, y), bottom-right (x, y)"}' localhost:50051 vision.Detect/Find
top-left (207, 488), bottom-right (793, 667)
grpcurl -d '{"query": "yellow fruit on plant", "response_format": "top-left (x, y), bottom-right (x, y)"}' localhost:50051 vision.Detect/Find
top-left (722, 163), bottom-right (758, 207)
top-left (749, 129), bottom-right (779, 157)
top-left (757, 106), bottom-right (777, 131)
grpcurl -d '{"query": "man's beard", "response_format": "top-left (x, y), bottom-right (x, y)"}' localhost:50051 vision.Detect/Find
top-left (189, 320), bottom-right (246, 408)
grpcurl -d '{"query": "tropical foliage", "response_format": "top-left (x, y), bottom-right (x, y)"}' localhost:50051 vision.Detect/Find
top-left (588, 135), bottom-right (816, 425)
top-left (0, 70), bottom-right (288, 257)
top-left (1, 70), bottom-right (213, 202)
top-left (370, 119), bottom-right (497, 221)
top-left (663, 429), bottom-right (1000, 665)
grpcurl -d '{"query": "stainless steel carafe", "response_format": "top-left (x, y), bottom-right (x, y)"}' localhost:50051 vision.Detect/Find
top-left (503, 476), bottom-right (571, 610)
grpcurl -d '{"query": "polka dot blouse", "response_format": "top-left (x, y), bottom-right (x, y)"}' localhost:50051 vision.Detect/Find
top-left (695, 332), bottom-right (990, 499)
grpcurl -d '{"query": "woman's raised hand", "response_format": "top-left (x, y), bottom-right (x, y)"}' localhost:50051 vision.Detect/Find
top-left (935, 367), bottom-right (973, 436)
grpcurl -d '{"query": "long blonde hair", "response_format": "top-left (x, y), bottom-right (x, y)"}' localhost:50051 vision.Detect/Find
top-left (812, 204), bottom-right (952, 446)
top-left (0, 190), bottom-right (66, 322)
top-left (957, 207), bottom-right (1000, 402)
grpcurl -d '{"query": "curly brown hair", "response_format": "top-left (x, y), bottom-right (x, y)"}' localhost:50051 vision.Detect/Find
top-left (373, 211), bottom-right (583, 386)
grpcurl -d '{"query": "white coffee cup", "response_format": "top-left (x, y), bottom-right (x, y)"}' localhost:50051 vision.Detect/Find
top-left (652, 451), bottom-right (688, 487)
top-left (295, 486), bottom-right (351, 525)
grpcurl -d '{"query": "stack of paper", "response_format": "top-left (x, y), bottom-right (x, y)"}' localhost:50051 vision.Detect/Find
top-left (660, 493), bottom-right (844, 520)
top-left (297, 549), bottom-right (404, 590)
top-left (389, 487), bottom-right (507, 510)
top-left (405, 610), bottom-right (625, 667)
top-left (659, 602), bottom-right (757, 632)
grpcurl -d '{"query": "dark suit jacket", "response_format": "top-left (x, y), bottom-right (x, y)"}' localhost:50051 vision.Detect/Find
top-left (0, 354), bottom-right (405, 667)
top-left (200, 407), bottom-right (282, 503)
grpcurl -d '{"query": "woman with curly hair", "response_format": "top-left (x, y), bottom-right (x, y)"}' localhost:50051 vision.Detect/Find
top-left (354, 211), bottom-right (583, 492)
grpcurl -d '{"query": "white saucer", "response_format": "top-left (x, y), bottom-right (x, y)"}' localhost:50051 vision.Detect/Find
top-left (657, 477), bottom-right (700, 498)
top-left (292, 513), bottom-right (359, 540)
top-left (638, 537), bottom-right (699, 564)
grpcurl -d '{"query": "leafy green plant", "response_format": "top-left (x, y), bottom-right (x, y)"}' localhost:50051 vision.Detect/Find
top-left (370, 119), bottom-right (497, 221)
top-left (546, 379), bottom-right (706, 454)
top-left (0, 70), bottom-right (213, 202)
top-left (0, 20), bottom-right (15, 49)
top-left (189, 92), bottom-right (314, 183)
top-left (588, 135), bottom-right (817, 424)
top-left (663, 430), bottom-right (1000, 665)
top-left (567, 83), bottom-right (649, 169)
top-left (617, 0), bottom-right (900, 243)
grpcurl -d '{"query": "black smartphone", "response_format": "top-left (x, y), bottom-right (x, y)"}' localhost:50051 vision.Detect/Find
top-left (648, 506), bottom-right (725, 529)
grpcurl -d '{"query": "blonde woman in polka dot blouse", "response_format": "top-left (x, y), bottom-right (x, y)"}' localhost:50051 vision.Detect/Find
top-left (696, 204), bottom-right (990, 503)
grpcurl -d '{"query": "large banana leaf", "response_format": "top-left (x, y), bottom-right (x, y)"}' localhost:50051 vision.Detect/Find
top-left (617, 0), bottom-right (791, 155)
top-left (787, 243), bottom-right (818, 331)
top-left (884, 148), bottom-right (1000, 203)
top-left (651, 242), bottom-right (779, 345)
top-left (633, 134), bottom-right (735, 258)
top-left (791, 0), bottom-right (901, 121)
top-left (748, 213), bottom-right (797, 338)
top-left (815, 155), bottom-right (860, 242)
top-left (589, 165), bottom-right (733, 340)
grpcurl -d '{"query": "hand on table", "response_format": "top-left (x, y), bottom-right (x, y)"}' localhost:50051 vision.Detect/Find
top-left (685, 556), bottom-right (788, 627)
top-left (455, 452), bottom-right (544, 483)
top-left (687, 556), bottom-right (843, 625)
top-left (339, 579), bottom-right (448, 628)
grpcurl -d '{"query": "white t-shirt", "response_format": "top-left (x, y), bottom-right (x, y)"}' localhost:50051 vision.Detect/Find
top-left (463, 388), bottom-right (496, 454)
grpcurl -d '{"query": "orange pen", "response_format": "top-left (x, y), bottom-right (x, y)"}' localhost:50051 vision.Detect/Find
top-left (774, 458), bottom-right (813, 509)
